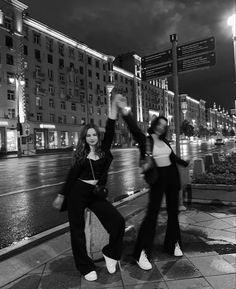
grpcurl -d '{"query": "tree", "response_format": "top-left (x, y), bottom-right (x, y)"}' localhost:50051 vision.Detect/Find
top-left (180, 120), bottom-right (194, 138)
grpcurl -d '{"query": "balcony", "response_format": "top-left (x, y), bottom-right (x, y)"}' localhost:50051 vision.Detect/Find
top-left (33, 71), bottom-right (45, 80)
top-left (35, 88), bottom-right (46, 95)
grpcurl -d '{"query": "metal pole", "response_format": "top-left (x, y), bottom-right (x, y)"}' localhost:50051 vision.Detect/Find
top-left (16, 79), bottom-right (22, 158)
top-left (170, 34), bottom-right (180, 156)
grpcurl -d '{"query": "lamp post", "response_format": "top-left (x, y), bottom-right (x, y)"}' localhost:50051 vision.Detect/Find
top-left (227, 13), bottom-right (236, 82)
top-left (9, 75), bottom-right (25, 158)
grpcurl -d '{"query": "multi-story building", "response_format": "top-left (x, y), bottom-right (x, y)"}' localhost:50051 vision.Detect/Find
top-left (0, 2), bottom-right (171, 155)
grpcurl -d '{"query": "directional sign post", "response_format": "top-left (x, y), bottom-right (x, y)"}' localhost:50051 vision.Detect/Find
top-left (141, 35), bottom-right (216, 157)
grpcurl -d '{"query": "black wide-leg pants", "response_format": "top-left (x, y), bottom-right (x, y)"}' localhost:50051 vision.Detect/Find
top-left (67, 180), bottom-right (125, 276)
top-left (133, 164), bottom-right (181, 260)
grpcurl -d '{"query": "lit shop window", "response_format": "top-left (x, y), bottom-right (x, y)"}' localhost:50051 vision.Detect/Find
top-left (60, 131), bottom-right (68, 147)
top-left (35, 131), bottom-right (44, 149)
top-left (48, 131), bottom-right (57, 148)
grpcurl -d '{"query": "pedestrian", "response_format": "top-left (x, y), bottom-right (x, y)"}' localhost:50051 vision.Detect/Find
top-left (116, 95), bottom-right (189, 271)
top-left (52, 93), bottom-right (125, 281)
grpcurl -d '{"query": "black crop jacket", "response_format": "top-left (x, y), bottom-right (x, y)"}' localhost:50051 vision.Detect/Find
top-left (61, 118), bottom-right (115, 197)
top-left (122, 113), bottom-right (188, 188)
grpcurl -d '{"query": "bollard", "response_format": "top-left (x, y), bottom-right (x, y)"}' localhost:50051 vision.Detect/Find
top-left (204, 154), bottom-right (214, 172)
top-left (193, 158), bottom-right (205, 179)
top-left (212, 152), bottom-right (219, 163)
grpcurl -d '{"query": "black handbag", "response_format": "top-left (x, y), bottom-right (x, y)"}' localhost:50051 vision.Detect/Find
top-left (141, 137), bottom-right (159, 185)
top-left (89, 158), bottom-right (109, 199)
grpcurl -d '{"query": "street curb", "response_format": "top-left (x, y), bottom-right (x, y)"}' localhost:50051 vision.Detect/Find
top-left (0, 188), bottom-right (148, 262)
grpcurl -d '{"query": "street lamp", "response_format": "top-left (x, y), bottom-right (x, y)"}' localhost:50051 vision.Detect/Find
top-left (227, 13), bottom-right (236, 82)
top-left (9, 75), bottom-right (25, 157)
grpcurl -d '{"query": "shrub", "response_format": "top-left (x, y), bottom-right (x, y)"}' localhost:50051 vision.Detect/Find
top-left (193, 152), bottom-right (236, 185)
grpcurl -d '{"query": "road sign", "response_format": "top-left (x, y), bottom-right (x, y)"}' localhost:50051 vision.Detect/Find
top-left (178, 51), bottom-right (216, 73)
top-left (142, 49), bottom-right (172, 68)
top-left (177, 37), bottom-right (215, 59)
top-left (142, 62), bottom-right (173, 81)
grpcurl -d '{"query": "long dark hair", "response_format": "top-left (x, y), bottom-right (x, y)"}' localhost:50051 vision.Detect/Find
top-left (147, 115), bottom-right (168, 139)
top-left (72, 123), bottom-right (104, 164)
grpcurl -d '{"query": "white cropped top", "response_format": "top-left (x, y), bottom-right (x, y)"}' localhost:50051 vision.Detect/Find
top-left (152, 141), bottom-right (171, 167)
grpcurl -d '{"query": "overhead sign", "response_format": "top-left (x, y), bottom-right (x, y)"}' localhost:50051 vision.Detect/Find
top-left (142, 62), bottom-right (173, 81)
top-left (177, 37), bottom-right (215, 58)
top-left (178, 51), bottom-right (216, 73)
top-left (141, 49), bottom-right (172, 68)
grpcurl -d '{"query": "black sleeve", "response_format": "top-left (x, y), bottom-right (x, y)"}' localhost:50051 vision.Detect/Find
top-left (61, 161), bottom-right (82, 196)
top-left (122, 113), bottom-right (146, 159)
top-left (101, 118), bottom-right (115, 152)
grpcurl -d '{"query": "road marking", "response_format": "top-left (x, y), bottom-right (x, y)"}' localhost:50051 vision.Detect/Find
top-left (0, 166), bottom-right (140, 197)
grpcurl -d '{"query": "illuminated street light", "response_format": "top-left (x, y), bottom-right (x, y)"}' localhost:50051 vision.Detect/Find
top-left (227, 13), bottom-right (236, 82)
top-left (9, 75), bottom-right (25, 158)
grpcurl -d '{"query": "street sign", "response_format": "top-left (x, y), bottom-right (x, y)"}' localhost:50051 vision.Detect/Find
top-left (177, 36), bottom-right (215, 59)
top-left (178, 51), bottom-right (216, 74)
top-left (142, 49), bottom-right (172, 68)
top-left (142, 62), bottom-right (173, 81)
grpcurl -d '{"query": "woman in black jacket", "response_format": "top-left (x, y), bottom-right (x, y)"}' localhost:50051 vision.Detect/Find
top-left (53, 94), bottom-right (125, 281)
top-left (117, 96), bottom-right (189, 271)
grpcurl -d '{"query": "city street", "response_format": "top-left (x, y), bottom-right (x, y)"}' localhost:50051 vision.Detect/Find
top-left (0, 140), bottom-right (235, 250)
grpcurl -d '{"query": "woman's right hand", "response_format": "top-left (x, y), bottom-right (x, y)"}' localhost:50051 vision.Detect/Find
top-left (52, 194), bottom-right (64, 210)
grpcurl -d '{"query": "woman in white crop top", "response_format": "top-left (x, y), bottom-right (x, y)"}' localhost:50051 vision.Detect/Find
top-left (117, 96), bottom-right (189, 271)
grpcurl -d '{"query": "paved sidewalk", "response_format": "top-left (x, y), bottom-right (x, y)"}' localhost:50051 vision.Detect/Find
top-left (0, 200), bottom-right (236, 288)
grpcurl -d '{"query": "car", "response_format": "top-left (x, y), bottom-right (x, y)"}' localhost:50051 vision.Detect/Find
top-left (215, 138), bottom-right (225, 145)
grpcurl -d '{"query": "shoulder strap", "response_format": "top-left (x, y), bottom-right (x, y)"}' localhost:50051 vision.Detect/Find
top-left (88, 157), bottom-right (112, 184)
top-left (146, 137), bottom-right (153, 155)
top-left (88, 158), bottom-right (96, 180)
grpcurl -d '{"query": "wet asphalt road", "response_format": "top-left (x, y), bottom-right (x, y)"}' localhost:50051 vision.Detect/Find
top-left (0, 140), bottom-right (235, 250)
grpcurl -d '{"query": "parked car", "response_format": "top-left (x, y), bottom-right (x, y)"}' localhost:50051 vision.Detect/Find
top-left (215, 138), bottom-right (225, 145)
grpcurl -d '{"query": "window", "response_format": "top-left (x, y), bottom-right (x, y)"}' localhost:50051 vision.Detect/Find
top-left (88, 94), bottom-right (93, 103)
top-left (63, 115), bottom-right (67, 123)
top-left (75, 89), bottom-right (79, 97)
top-left (81, 117), bottom-right (86, 124)
top-left (58, 43), bottom-right (64, 56)
top-left (79, 66), bottom-right (84, 74)
top-left (71, 103), bottom-right (76, 111)
top-left (80, 92), bottom-right (85, 103)
top-left (37, 113), bottom-right (42, 121)
top-left (87, 56), bottom-right (92, 65)
top-left (59, 58), bottom-right (64, 68)
top-left (72, 116), bottom-right (77, 124)
top-left (5, 36), bottom-right (13, 49)
top-left (23, 45), bottom-right (28, 55)
top-left (50, 114), bottom-right (55, 122)
top-left (49, 85), bottom-right (54, 94)
top-left (7, 72), bottom-right (14, 83)
top-left (36, 96), bottom-right (41, 107)
top-left (95, 60), bottom-right (100, 68)
top-left (48, 54), bottom-right (53, 64)
top-left (48, 69), bottom-right (53, 81)
top-left (69, 47), bottom-right (74, 58)
top-left (81, 105), bottom-right (86, 113)
top-left (79, 79), bottom-right (84, 88)
top-left (46, 37), bottom-right (53, 52)
top-left (89, 106), bottom-right (94, 115)
top-left (8, 108), bottom-right (15, 119)
top-left (6, 54), bottom-right (14, 65)
top-left (33, 33), bottom-right (41, 45)
top-left (96, 72), bottom-right (100, 80)
top-left (88, 81), bottom-right (93, 89)
top-left (59, 73), bottom-right (65, 83)
top-left (4, 17), bottom-right (13, 30)
top-left (7, 90), bottom-right (15, 100)
top-left (88, 70), bottom-right (92, 77)
top-left (78, 52), bottom-right (84, 61)
top-left (49, 99), bottom-right (54, 108)
top-left (61, 101), bottom-right (66, 110)
top-left (34, 49), bottom-right (41, 61)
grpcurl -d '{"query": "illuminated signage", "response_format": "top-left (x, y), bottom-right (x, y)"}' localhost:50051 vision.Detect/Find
top-left (40, 124), bottom-right (56, 129)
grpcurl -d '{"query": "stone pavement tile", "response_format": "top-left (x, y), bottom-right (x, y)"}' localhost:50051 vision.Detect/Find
top-left (221, 217), bottom-right (236, 226)
top-left (188, 255), bottom-right (236, 276)
top-left (183, 242), bottom-right (218, 258)
top-left (181, 225), bottom-right (214, 244)
top-left (205, 274), bottom-right (236, 289)
top-left (206, 229), bottom-right (236, 244)
top-left (208, 212), bottom-right (236, 219)
top-left (224, 227), bottom-right (236, 233)
top-left (124, 281), bottom-right (168, 289)
top-left (178, 214), bottom-right (198, 225)
top-left (155, 258), bottom-right (202, 281)
top-left (80, 265), bottom-right (123, 289)
top-left (151, 245), bottom-right (186, 262)
top-left (43, 254), bottom-right (77, 273)
top-left (166, 277), bottom-right (213, 289)
top-left (183, 211), bottom-right (216, 223)
top-left (120, 262), bottom-right (163, 287)
top-left (222, 254), bottom-right (236, 268)
top-left (195, 219), bottom-right (233, 230)
top-left (1, 274), bottom-right (41, 289)
top-left (38, 271), bottom-right (81, 289)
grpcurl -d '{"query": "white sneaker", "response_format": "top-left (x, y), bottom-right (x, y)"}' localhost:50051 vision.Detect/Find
top-left (174, 243), bottom-right (183, 257)
top-left (103, 254), bottom-right (117, 274)
top-left (137, 250), bottom-right (152, 270)
top-left (84, 271), bottom-right (97, 281)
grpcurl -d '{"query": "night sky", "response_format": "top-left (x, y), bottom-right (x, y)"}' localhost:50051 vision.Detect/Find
top-left (22, 0), bottom-right (235, 110)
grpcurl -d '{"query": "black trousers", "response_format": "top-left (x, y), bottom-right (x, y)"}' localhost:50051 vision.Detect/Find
top-left (67, 180), bottom-right (125, 275)
top-left (133, 164), bottom-right (181, 260)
